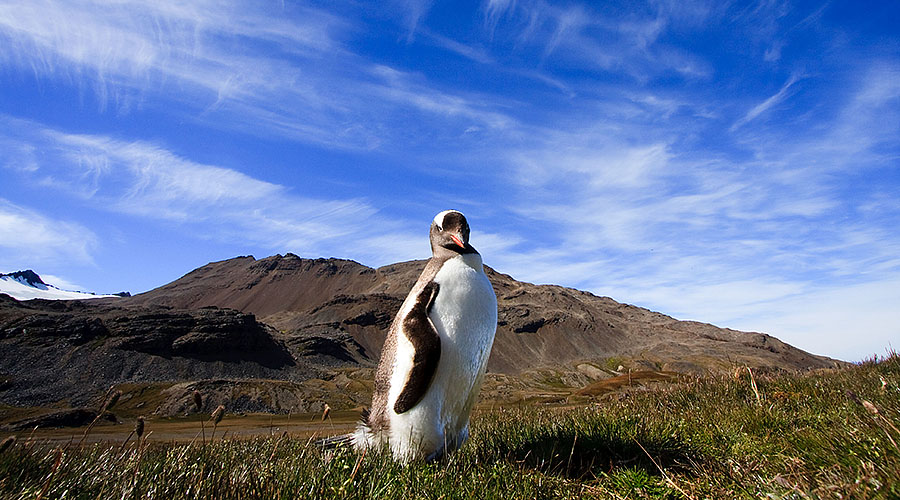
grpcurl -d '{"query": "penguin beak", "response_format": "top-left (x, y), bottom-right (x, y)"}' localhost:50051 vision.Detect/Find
top-left (450, 234), bottom-right (465, 249)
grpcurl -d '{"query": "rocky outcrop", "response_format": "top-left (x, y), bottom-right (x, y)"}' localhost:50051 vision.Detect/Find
top-left (0, 270), bottom-right (45, 287)
top-left (0, 301), bottom-right (293, 366)
top-left (2, 408), bottom-right (118, 431)
top-left (0, 297), bottom-right (347, 408)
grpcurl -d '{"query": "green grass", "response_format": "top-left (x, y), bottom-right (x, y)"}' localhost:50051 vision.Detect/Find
top-left (1, 354), bottom-right (898, 499)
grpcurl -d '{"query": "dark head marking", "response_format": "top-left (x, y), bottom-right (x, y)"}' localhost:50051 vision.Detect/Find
top-left (430, 210), bottom-right (476, 255)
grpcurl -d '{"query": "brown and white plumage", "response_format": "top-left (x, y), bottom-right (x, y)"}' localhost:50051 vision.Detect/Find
top-left (351, 210), bottom-right (497, 462)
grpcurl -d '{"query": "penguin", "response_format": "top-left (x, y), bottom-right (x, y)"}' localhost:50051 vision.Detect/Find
top-left (351, 209), bottom-right (498, 462)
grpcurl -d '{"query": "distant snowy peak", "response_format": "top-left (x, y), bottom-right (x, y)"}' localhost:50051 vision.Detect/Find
top-left (0, 270), bottom-right (122, 301)
top-left (4, 270), bottom-right (46, 287)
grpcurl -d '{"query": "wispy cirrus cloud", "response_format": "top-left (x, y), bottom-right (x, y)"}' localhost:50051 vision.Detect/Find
top-left (0, 115), bottom-right (426, 267)
top-left (483, 0), bottom-right (516, 37)
top-left (481, 0), bottom-right (715, 81)
top-left (37, 274), bottom-right (89, 293)
top-left (44, 133), bottom-right (286, 220)
top-left (0, 1), bottom-right (345, 104)
top-left (0, 199), bottom-right (97, 266)
top-left (466, 54), bottom-right (900, 360)
top-left (422, 30), bottom-right (495, 64)
top-left (0, 0), bottom-right (513, 150)
top-left (827, 63), bottom-right (900, 157)
top-left (398, 0), bottom-right (435, 42)
top-left (731, 74), bottom-right (802, 131)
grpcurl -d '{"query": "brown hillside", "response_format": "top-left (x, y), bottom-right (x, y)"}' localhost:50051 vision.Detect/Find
top-left (129, 254), bottom-right (837, 374)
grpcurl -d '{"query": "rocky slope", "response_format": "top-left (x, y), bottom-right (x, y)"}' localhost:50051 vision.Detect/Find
top-left (0, 295), bottom-right (319, 406)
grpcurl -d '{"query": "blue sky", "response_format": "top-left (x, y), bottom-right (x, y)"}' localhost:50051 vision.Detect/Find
top-left (1, 0), bottom-right (898, 362)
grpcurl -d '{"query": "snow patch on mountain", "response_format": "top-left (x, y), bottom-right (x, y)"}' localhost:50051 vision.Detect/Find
top-left (0, 270), bottom-right (119, 301)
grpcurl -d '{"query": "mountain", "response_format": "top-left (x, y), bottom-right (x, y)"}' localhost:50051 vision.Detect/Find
top-left (0, 270), bottom-right (122, 301)
top-left (129, 254), bottom-right (833, 374)
top-left (0, 254), bottom-right (842, 420)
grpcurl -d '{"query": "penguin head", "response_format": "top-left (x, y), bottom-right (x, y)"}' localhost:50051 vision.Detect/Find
top-left (430, 210), bottom-right (472, 254)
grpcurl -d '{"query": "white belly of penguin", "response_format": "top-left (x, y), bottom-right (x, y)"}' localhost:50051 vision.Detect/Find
top-left (387, 253), bottom-right (497, 460)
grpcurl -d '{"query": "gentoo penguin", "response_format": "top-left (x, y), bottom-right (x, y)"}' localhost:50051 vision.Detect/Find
top-left (351, 210), bottom-right (498, 462)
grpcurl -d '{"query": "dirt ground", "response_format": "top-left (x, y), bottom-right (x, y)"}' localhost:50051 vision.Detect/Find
top-left (0, 410), bottom-right (360, 447)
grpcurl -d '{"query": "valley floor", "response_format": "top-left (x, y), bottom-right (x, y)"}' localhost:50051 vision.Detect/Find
top-left (0, 411), bottom-right (360, 446)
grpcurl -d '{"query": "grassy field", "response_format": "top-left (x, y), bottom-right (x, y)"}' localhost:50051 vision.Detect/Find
top-left (1, 354), bottom-right (897, 499)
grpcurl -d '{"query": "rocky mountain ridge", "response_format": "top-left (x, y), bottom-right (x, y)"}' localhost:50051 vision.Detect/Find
top-left (1, 270), bottom-right (45, 287)
top-left (129, 254), bottom-right (833, 374)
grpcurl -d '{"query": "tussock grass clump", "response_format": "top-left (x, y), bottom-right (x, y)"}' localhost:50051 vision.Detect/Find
top-left (0, 354), bottom-right (898, 499)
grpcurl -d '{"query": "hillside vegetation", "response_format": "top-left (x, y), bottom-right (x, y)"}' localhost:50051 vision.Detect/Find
top-left (1, 354), bottom-right (897, 499)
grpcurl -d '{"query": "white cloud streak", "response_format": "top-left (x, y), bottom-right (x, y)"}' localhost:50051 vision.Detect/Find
top-left (468, 58), bottom-right (900, 361)
top-left (0, 199), bottom-right (97, 266)
top-left (731, 74), bottom-right (801, 131)
top-left (486, 0), bottom-right (714, 80)
top-left (399, 0), bottom-right (434, 42)
top-left (38, 274), bottom-right (88, 292)
top-left (483, 0), bottom-right (517, 37)
top-left (423, 30), bottom-right (495, 64)
top-left (0, 0), bottom-right (512, 150)
top-left (0, 117), bottom-right (425, 267)
top-left (729, 275), bottom-right (900, 360)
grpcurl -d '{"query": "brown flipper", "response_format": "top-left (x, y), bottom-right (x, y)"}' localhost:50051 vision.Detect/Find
top-left (393, 281), bottom-right (441, 414)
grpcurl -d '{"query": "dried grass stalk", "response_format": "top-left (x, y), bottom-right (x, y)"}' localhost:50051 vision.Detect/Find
top-left (746, 367), bottom-right (761, 405)
top-left (0, 436), bottom-right (15, 453)
top-left (80, 388), bottom-right (123, 445)
top-left (194, 390), bottom-right (206, 444)
top-left (210, 405), bottom-right (225, 440)
top-left (119, 416), bottom-right (146, 452)
top-left (212, 405), bottom-right (225, 425)
top-left (135, 416), bottom-right (145, 438)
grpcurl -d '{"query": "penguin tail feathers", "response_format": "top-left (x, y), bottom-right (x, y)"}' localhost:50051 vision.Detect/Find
top-left (315, 433), bottom-right (355, 449)
top-left (315, 408), bottom-right (375, 450)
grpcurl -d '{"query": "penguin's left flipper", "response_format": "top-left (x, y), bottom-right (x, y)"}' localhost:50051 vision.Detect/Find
top-left (393, 281), bottom-right (441, 414)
